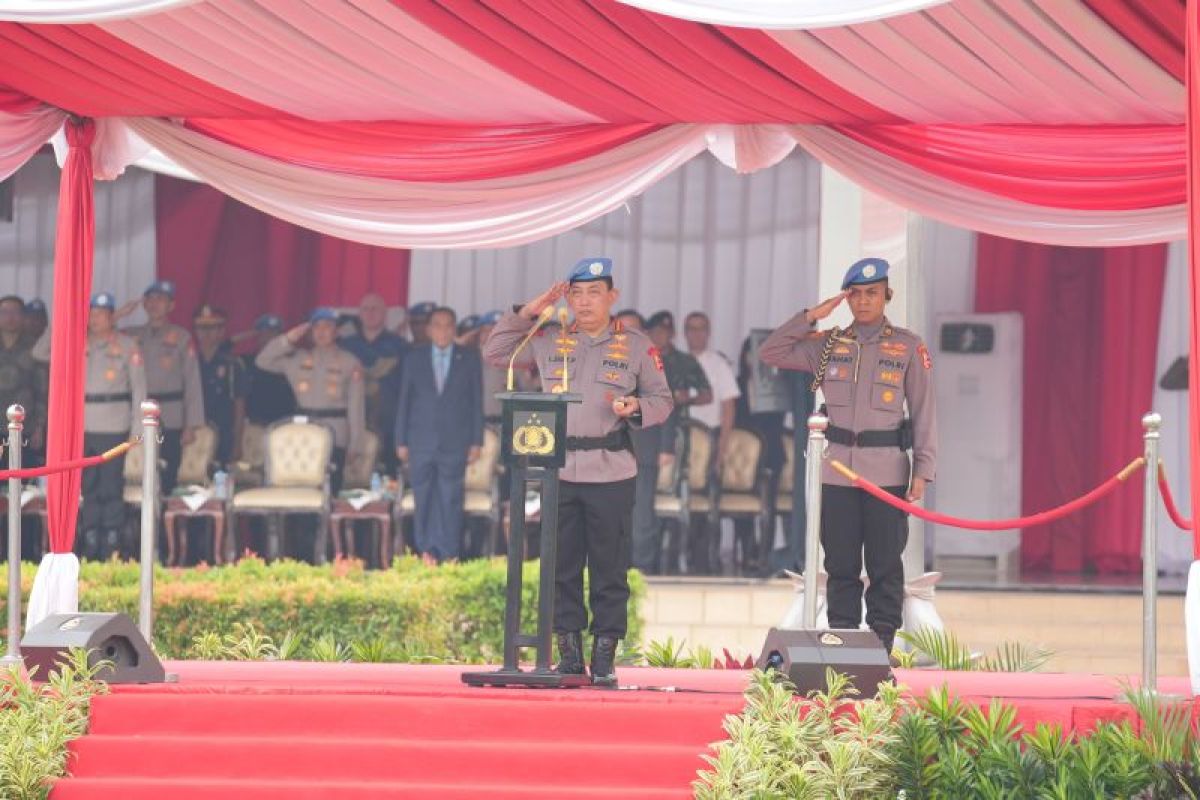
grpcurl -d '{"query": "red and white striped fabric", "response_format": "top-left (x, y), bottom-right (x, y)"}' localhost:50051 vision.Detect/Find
top-left (0, 0), bottom-right (1189, 246)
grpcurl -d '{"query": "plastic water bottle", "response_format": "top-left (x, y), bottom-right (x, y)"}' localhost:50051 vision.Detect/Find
top-left (370, 471), bottom-right (383, 495)
top-left (213, 470), bottom-right (228, 500)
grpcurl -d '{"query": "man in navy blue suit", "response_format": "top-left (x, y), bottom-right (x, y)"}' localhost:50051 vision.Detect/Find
top-left (395, 306), bottom-right (483, 562)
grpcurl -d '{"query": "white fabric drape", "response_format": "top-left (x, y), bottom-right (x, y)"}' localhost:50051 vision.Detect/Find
top-left (791, 126), bottom-right (1186, 246)
top-left (125, 117), bottom-right (715, 249)
top-left (0, 153), bottom-right (157, 306)
top-left (26, 553), bottom-right (79, 630)
top-left (410, 150), bottom-right (821, 362)
top-left (0, 0), bottom-right (193, 22)
top-left (0, 105), bottom-right (66, 183)
top-left (614, 0), bottom-right (947, 29)
top-left (1155, 240), bottom-right (1194, 575)
top-left (767, 0), bottom-right (1181, 124)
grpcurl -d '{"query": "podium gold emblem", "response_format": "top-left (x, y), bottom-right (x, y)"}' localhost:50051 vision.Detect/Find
top-left (513, 414), bottom-right (555, 456)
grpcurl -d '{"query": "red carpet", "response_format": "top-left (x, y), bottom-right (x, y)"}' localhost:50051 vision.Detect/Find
top-left (49, 662), bottom-right (1194, 799)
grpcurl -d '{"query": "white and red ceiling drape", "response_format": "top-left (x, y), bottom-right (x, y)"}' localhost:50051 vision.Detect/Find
top-left (0, 0), bottom-right (1195, 613)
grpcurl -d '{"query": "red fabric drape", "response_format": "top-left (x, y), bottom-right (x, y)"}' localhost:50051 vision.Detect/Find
top-left (402, 1), bottom-right (893, 123)
top-left (835, 124), bottom-right (1186, 210)
top-left (154, 176), bottom-right (409, 337)
top-left (1187, 0), bottom-right (1200, 558)
top-left (976, 236), bottom-right (1167, 574)
top-left (1083, 0), bottom-right (1185, 82)
top-left (46, 118), bottom-right (95, 555)
top-left (184, 119), bottom-right (664, 182)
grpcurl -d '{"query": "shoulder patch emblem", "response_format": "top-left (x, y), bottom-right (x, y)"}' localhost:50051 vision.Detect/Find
top-left (648, 346), bottom-right (663, 372)
top-left (918, 343), bottom-right (932, 370)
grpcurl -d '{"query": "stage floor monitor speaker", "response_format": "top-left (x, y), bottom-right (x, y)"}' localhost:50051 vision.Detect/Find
top-left (756, 628), bottom-right (893, 694)
top-left (21, 612), bottom-right (166, 684)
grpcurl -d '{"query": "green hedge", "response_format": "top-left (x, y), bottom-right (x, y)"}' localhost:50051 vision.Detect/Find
top-left (1, 558), bottom-right (645, 662)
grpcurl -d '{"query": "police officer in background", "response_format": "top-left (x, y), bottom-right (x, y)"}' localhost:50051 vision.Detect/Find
top-left (117, 281), bottom-right (205, 494)
top-left (0, 296), bottom-right (44, 458)
top-left (23, 298), bottom-right (47, 343)
top-left (340, 293), bottom-right (409, 474)
top-left (194, 305), bottom-right (245, 469)
top-left (34, 293), bottom-right (146, 559)
top-left (407, 301), bottom-right (437, 346)
top-left (475, 311), bottom-right (508, 424)
top-left (484, 258), bottom-right (672, 686)
top-left (257, 307), bottom-right (365, 495)
top-left (238, 314), bottom-right (296, 429)
top-left (760, 258), bottom-right (937, 654)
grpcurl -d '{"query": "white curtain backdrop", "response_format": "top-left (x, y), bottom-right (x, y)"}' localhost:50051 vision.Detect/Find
top-left (0, 153), bottom-right (156, 306)
top-left (1156, 240), bottom-right (1194, 575)
top-left (0, 0), bottom-right (194, 22)
top-left (410, 150), bottom-right (822, 361)
top-left (614, 0), bottom-right (949, 29)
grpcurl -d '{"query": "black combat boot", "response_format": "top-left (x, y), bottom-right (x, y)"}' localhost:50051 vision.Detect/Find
top-left (554, 631), bottom-right (585, 675)
top-left (590, 635), bottom-right (619, 688)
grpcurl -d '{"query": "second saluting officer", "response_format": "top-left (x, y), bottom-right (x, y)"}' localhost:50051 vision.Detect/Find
top-left (760, 258), bottom-right (937, 654)
top-left (484, 258), bottom-right (673, 686)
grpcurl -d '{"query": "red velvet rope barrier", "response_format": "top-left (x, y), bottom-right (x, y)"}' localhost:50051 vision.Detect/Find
top-left (1158, 463), bottom-right (1195, 531)
top-left (0, 441), bottom-right (132, 481)
top-left (829, 457), bottom-right (1145, 531)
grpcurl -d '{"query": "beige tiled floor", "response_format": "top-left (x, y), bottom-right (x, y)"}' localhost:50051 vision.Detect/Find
top-left (641, 578), bottom-right (1186, 675)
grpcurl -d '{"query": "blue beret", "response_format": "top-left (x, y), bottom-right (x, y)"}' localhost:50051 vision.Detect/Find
top-left (480, 310), bottom-right (503, 326)
top-left (310, 307), bottom-right (338, 324)
top-left (90, 292), bottom-right (116, 310)
top-left (841, 258), bottom-right (890, 291)
top-left (567, 257), bottom-right (612, 283)
top-left (143, 280), bottom-right (176, 299)
top-left (25, 299), bottom-right (46, 313)
top-left (408, 301), bottom-right (436, 317)
top-left (254, 314), bottom-right (283, 332)
top-left (457, 314), bottom-right (481, 334)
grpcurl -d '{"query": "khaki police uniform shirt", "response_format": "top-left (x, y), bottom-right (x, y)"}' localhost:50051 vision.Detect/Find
top-left (123, 323), bottom-right (204, 432)
top-left (760, 314), bottom-right (936, 488)
top-left (256, 335), bottom-right (365, 451)
top-left (0, 335), bottom-right (44, 435)
top-left (483, 312), bottom-right (673, 484)
top-left (34, 330), bottom-right (147, 435)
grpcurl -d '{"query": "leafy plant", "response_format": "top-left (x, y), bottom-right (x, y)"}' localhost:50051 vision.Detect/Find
top-left (309, 634), bottom-right (350, 663)
top-left (899, 627), bottom-right (1052, 672)
top-left (0, 649), bottom-right (110, 800)
top-left (350, 637), bottom-right (394, 663)
top-left (643, 637), bottom-right (694, 669)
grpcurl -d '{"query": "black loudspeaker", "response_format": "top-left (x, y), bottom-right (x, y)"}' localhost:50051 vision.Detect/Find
top-left (21, 612), bottom-right (166, 684)
top-left (756, 628), bottom-right (893, 694)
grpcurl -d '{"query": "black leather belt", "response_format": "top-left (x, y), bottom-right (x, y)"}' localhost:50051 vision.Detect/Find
top-left (85, 392), bottom-right (131, 403)
top-left (566, 429), bottom-right (631, 452)
top-left (296, 407), bottom-right (347, 419)
top-left (827, 425), bottom-right (904, 449)
top-left (156, 391), bottom-right (184, 402)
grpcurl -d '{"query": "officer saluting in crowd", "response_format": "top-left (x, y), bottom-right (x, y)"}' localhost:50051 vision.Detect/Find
top-left (760, 258), bottom-right (937, 655)
top-left (33, 293), bottom-right (146, 559)
top-left (484, 258), bottom-right (673, 686)
top-left (257, 307), bottom-right (365, 494)
top-left (117, 280), bottom-right (205, 494)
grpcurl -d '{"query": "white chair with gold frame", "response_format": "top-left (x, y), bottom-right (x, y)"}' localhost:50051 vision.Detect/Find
top-left (655, 419), bottom-right (718, 574)
top-left (230, 418), bottom-right (333, 564)
top-left (713, 427), bottom-right (771, 574)
top-left (329, 430), bottom-right (391, 564)
top-left (160, 424), bottom-right (222, 565)
top-left (232, 422), bottom-right (267, 490)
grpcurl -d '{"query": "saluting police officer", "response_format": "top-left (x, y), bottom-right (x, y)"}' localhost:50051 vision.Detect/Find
top-left (0, 296), bottom-right (44, 458)
top-left (257, 307), bottom-right (365, 495)
top-left (33, 293), bottom-right (146, 559)
top-left (760, 258), bottom-right (937, 654)
top-left (484, 258), bottom-right (673, 686)
top-left (194, 305), bottom-right (245, 469)
top-left (117, 281), bottom-right (205, 494)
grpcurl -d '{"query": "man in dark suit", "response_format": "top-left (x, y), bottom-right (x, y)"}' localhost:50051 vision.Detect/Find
top-left (395, 306), bottom-right (483, 562)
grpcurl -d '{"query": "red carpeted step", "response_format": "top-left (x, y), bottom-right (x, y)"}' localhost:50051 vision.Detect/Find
top-left (50, 777), bottom-right (692, 799)
top-left (87, 692), bottom-right (736, 744)
top-left (67, 735), bottom-right (709, 788)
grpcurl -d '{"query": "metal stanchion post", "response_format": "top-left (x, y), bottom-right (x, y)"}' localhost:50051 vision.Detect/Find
top-left (1142, 412), bottom-right (1162, 691)
top-left (139, 401), bottom-right (160, 644)
top-left (802, 413), bottom-right (828, 629)
top-left (1, 404), bottom-right (24, 667)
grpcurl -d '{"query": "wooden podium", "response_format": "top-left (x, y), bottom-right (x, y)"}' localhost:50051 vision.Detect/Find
top-left (462, 391), bottom-right (587, 688)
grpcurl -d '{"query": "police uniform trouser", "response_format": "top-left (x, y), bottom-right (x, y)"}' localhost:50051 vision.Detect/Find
top-left (820, 484), bottom-right (907, 650)
top-left (80, 432), bottom-right (128, 535)
top-left (160, 429), bottom-right (182, 495)
top-left (630, 462), bottom-right (661, 574)
top-left (555, 478), bottom-right (635, 638)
